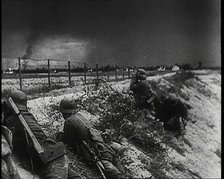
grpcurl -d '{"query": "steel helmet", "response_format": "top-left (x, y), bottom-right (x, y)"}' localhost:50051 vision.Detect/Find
top-left (59, 98), bottom-right (76, 114)
top-left (168, 93), bottom-right (178, 105)
top-left (7, 89), bottom-right (27, 111)
top-left (136, 69), bottom-right (147, 80)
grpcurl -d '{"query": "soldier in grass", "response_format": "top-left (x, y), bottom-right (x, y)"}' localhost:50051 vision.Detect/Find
top-left (155, 91), bottom-right (188, 136)
top-left (130, 69), bottom-right (159, 111)
top-left (58, 97), bottom-right (129, 179)
top-left (2, 89), bottom-right (81, 179)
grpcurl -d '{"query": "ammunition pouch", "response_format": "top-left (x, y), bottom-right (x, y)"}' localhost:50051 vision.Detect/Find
top-left (39, 142), bottom-right (66, 164)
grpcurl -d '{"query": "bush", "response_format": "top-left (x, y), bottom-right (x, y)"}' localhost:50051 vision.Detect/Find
top-left (73, 83), bottom-right (172, 178)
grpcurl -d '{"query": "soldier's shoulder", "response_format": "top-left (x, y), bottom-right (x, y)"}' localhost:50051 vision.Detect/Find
top-left (66, 114), bottom-right (77, 121)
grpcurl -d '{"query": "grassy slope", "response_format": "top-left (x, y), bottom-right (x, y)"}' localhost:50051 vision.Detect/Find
top-left (27, 70), bottom-right (221, 178)
top-left (148, 70), bottom-right (221, 178)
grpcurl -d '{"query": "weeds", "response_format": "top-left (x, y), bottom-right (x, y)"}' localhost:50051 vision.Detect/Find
top-left (23, 83), bottom-right (69, 96)
top-left (73, 82), bottom-right (172, 178)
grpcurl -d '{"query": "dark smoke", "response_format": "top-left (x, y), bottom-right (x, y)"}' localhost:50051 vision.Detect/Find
top-left (22, 30), bottom-right (40, 59)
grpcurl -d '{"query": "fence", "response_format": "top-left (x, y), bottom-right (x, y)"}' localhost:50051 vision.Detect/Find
top-left (2, 58), bottom-right (136, 91)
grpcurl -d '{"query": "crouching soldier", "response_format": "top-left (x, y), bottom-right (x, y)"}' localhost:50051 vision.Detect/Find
top-left (129, 69), bottom-right (159, 111)
top-left (58, 98), bottom-right (129, 179)
top-left (2, 89), bottom-right (81, 179)
top-left (155, 93), bottom-right (188, 136)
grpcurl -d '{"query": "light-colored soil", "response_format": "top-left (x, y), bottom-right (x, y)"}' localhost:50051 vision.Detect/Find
top-left (7, 70), bottom-right (221, 178)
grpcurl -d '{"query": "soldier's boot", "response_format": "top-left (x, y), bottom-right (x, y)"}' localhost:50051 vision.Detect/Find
top-left (101, 160), bottom-right (123, 179)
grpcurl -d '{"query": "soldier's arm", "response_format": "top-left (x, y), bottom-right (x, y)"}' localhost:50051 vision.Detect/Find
top-left (3, 115), bottom-right (18, 131)
top-left (130, 78), bottom-right (138, 92)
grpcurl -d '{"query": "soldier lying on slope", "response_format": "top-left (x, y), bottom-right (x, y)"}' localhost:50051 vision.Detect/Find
top-left (57, 97), bottom-right (130, 179)
top-left (2, 89), bottom-right (81, 179)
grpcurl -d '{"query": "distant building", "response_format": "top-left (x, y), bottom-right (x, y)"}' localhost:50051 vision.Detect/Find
top-left (157, 66), bottom-right (166, 71)
top-left (4, 67), bottom-right (17, 74)
top-left (172, 65), bottom-right (180, 71)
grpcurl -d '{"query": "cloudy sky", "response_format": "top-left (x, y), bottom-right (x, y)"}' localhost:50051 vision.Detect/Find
top-left (2, 0), bottom-right (221, 67)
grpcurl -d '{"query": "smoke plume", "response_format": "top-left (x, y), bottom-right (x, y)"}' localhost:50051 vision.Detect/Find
top-left (22, 30), bottom-right (40, 59)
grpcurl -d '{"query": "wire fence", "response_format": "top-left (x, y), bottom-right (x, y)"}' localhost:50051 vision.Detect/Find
top-left (2, 58), bottom-right (137, 91)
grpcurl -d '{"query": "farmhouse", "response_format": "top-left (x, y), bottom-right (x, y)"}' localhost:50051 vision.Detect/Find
top-left (171, 65), bottom-right (180, 71)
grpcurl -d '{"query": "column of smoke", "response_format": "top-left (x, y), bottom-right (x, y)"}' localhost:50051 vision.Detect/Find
top-left (21, 32), bottom-right (40, 70)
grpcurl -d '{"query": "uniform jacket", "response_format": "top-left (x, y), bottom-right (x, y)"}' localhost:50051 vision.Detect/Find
top-left (156, 97), bottom-right (188, 123)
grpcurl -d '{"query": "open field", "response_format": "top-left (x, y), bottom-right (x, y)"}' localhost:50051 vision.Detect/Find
top-left (1, 70), bottom-right (174, 96)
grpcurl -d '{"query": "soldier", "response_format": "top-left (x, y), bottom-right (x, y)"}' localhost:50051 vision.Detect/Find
top-left (129, 69), bottom-right (159, 111)
top-left (58, 98), bottom-right (129, 179)
top-left (2, 89), bottom-right (81, 179)
top-left (155, 93), bottom-right (188, 136)
top-left (2, 98), bottom-right (20, 179)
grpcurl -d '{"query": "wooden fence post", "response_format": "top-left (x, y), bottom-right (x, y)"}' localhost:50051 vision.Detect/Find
top-left (122, 66), bottom-right (125, 79)
top-left (18, 58), bottom-right (22, 90)
top-left (107, 72), bottom-right (109, 81)
top-left (68, 61), bottom-right (71, 86)
top-left (96, 64), bottom-right (99, 88)
top-left (48, 59), bottom-right (51, 87)
top-left (115, 68), bottom-right (117, 81)
top-left (84, 63), bottom-right (87, 84)
top-left (96, 64), bottom-right (99, 81)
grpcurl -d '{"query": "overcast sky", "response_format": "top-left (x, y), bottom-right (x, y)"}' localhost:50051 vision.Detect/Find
top-left (2, 0), bottom-right (221, 67)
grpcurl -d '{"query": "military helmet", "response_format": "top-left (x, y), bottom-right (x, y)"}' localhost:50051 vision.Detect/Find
top-left (59, 98), bottom-right (76, 114)
top-left (136, 68), bottom-right (147, 80)
top-left (7, 89), bottom-right (27, 110)
top-left (168, 93), bottom-right (178, 105)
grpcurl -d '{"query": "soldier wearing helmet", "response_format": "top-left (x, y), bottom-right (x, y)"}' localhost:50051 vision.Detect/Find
top-left (2, 89), bottom-right (81, 179)
top-left (58, 97), bottom-right (128, 179)
top-left (130, 69), bottom-right (157, 110)
top-left (155, 90), bottom-right (188, 136)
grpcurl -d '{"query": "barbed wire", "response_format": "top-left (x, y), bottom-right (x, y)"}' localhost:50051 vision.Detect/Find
top-left (15, 57), bottom-right (132, 69)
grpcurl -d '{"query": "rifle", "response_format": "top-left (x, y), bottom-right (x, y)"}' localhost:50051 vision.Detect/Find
top-left (8, 97), bottom-right (65, 164)
top-left (81, 141), bottom-right (106, 179)
top-left (74, 114), bottom-right (106, 179)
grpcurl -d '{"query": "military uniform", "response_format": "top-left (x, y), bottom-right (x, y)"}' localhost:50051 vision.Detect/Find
top-left (2, 126), bottom-right (20, 179)
top-left (156, 94), bottom-right (188, 135)
top-left (3, 90), bottom-right (81, 179)
top-left (60, 98), bottom-right (127, 179)
top-left (130, 69), bottom-right (157, 110)
top-left (2, 98), bottom-right (20, 179)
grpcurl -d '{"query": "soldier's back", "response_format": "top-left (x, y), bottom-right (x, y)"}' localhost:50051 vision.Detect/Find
top-left (64, 112), bottom-right (92, 145)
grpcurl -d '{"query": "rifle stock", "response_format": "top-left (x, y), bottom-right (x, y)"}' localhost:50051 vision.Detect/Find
top-left (8, 97), bottom-right (66, 164)
top-left (8, 97), bottom-right (44, 154)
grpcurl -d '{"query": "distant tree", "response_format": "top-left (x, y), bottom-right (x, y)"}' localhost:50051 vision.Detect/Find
top-left (104, 65), bottom-right (113, 71)
top-left (181, 64), bottom-right (193, 70)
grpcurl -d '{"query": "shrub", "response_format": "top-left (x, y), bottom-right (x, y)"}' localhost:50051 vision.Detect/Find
top-left (73, 83), bottom-right (172, 178)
